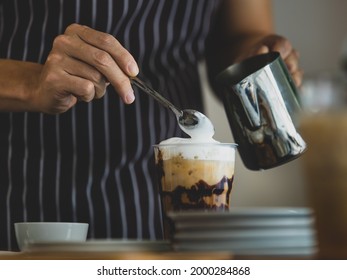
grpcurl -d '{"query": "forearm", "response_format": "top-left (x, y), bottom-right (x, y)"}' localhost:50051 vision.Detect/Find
top-left (0, 59), bottom-right (42, 112)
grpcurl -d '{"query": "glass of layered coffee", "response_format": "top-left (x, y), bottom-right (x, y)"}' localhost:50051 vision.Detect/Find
top-left (154, 141), bottom-right (236, 238)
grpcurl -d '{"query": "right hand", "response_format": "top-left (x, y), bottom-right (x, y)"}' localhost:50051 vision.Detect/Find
top-left (33, 23), bottom-right (138, 114)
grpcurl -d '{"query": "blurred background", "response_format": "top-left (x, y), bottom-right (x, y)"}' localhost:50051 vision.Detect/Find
top-left (200, 0), bottom-right (347, 207)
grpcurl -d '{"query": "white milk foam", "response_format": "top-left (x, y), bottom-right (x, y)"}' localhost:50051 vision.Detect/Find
top-left (159, 113), bottom-right (236, 161)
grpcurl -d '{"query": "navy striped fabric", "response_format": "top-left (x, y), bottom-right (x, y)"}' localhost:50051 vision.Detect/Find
top-left (0, 0), bottom-right (221, 250)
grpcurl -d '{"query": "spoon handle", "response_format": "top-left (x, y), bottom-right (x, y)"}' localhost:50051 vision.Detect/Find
top-left (130, 76), bottom-right (182, 117)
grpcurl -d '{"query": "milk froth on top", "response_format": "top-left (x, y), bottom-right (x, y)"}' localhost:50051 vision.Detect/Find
top-left (158, 113), bottom-right (236, 160)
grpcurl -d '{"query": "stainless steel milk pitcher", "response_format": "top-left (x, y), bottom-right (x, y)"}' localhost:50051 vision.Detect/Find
top-left (216, 52), bottom-right (307, 170)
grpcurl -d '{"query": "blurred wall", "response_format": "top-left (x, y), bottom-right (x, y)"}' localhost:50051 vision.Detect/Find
top-left (200, 0), bottom-right (347, 207)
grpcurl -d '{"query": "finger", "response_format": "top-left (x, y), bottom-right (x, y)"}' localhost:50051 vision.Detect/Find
top-left (58, 25), bottom-right (136, 103)
top-left (284, 49), bottom-right (300, 73)
top-left (262, 35), bottom-right (293, 60)
top-left (254, 45), bottom-right (269, 55)
top-left (60, 54), bottom-right (108, 99)
top-left (65, 24), bottom-right (139, 76)
top-left (58, 72), bottom-right (96, 103)
top-left (291, 69), bottom-right (304, 87)
top-left (70, 77), bottom-right (96, 102)
top-left (282, 49), bottom-right (303, 87)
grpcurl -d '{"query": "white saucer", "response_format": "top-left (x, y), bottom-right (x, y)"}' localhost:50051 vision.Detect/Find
top-left (23, 239), bottom-right (171, 252)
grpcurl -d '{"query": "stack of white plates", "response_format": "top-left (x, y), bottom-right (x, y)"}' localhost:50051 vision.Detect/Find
top-left (168, 207), bottom-right (317, 257)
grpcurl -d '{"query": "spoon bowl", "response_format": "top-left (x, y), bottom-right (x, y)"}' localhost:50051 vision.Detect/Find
top-left (178, 109), bottom-right (199, 126)
top-left (178, 110), bottom-right (215, 138)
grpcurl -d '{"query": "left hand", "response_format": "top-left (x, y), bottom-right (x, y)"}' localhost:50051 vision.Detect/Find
top-left (245, 34), bottom-right (303, 87)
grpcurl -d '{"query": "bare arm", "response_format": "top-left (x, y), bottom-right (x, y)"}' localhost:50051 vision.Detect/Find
top-left (0, 24), bottom-right (138, 114)
top-left (206, 0), bottom-right (302, 90)
top-left (0, 59), bottom-right (42, 112)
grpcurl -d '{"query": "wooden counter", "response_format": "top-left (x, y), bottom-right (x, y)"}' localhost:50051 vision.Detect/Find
top-left (0, 250), bottom-right (233, 260)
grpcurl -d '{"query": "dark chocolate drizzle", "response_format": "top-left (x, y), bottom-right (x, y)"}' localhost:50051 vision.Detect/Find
top-left (160, 176), bottom-right (234, 210)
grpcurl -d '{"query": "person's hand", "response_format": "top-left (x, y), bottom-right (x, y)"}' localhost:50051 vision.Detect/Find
top-left (244, 34), bottom-right (303, 87)
top-left (33, 23), bottom-right (138, 114)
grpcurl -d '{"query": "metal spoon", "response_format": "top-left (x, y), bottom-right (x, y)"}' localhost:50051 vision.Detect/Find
top-left (130, 76), bottom-right (201, 129)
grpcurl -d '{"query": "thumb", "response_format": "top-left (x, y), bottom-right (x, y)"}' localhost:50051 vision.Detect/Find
top-left (254, 45), bottom-right (270, 55)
